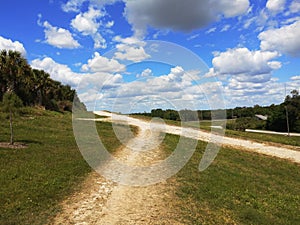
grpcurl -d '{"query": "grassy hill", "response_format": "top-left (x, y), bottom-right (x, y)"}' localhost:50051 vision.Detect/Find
top-left (0, 108), bottom-right (299, 224)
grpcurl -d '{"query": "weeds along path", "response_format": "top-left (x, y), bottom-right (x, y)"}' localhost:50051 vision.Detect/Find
top-left (53, 114), bottom-right (183, 225)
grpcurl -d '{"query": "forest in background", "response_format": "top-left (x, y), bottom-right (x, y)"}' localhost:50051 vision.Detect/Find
top-left (133, 90), bottom-right (300, 133)
top-left (0, 50), bottom-right (85, 112)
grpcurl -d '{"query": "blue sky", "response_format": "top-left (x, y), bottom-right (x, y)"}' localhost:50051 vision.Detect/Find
top-left (1, 0), bottom-right (300, 112)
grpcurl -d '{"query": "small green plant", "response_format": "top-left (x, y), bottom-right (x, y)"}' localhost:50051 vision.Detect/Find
top-left (1, 92), bottom-right (23, 144)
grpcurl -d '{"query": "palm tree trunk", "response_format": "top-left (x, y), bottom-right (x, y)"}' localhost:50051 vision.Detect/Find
top-left (9, 109), bottom-right (13, 145)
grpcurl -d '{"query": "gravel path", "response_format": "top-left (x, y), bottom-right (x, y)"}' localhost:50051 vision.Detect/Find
top-left (94, 111), bottom-right (300, 164)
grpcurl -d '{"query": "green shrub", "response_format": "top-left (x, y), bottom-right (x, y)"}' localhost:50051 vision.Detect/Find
top-left (227, 117), bottom-right (266, 131)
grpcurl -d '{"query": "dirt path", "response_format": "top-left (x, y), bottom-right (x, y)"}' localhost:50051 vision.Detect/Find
top-left (53, 115), bottom-right (184, 225)
top-left (54, 111), bottom-right (300, 224)
top-left (95, 111), bottom-right (300, 164)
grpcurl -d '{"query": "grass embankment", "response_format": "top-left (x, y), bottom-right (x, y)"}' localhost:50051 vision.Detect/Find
top-left (163, 134), bottom-right (300, 224)
top-left (131, 115), bottom-right (300, 147)
top-left (0, 108), bottom-right (131, 224)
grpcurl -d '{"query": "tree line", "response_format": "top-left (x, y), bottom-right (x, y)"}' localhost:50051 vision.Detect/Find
top-left (267, 90), bottom-right (300, 132)
top-left (0, 50), bottom-right (85, 112)
top-left (132, 90), bottom-right (300, 133)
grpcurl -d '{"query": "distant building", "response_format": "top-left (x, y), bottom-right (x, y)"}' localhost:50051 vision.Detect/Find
top-left (255, 114), bottom-right (268, 121)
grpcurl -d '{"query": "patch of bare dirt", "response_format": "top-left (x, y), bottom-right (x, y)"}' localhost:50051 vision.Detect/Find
top-left (0, 142), bottom-right (28, 149)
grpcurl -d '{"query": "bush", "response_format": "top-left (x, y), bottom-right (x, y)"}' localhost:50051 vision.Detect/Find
top-left (45, 99), bottom-right (59, 112)
top-left (227, 117), bottom-right (266, 131)
top-left (226, 120), bottom-right (236, 130)
top-left (58, 101), bottom-right (73, 112)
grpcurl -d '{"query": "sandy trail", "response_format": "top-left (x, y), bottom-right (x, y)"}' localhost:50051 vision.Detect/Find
top-left (54, 113), bottom-right (183, 225)
top-left (95, 111), bottom-right (300, 164)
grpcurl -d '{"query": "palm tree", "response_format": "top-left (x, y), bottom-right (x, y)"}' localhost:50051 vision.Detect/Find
top-left (0, 50), bottom-right (30, 101)
top-left (0, 50), bottom-right (9, 99)
top-left (32, 69), bottom-right (52, 106)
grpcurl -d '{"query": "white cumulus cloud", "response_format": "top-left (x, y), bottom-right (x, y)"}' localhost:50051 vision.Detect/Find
top-left (0, 36), bottom-right (26, 55)
top-left (259, 20), bottom-right (300, 56)
top-left (81, 52), bottom-right (126, 73)
top-left (113, 36), bottom-right (150, 62)
top-left (266, 0), bottom-right (286, 14)
top-left (137, 68), bottom-right (153, 78)
top-left (212, 48), bottom-right (281, 76)
top-left (71, 7), bottom-right (107, 49)
top-left (71, 7), bottom-right (102, 34)
top-left (42, 21), bottom-right (80, 49)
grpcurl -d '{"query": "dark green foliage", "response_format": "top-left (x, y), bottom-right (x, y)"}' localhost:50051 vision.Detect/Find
top-left (266, 105), bottom-right (287, 132)
top-left (0, 50), bottom-right (85, 112)
top-left (198, 109), bottom-right (211, 120)
top-left (133, 109), bottom-right (181, 121)
top-left (132, 91), bottom-right (300, 133)
top-left (227, 117), bottom-right (266, 131)
top-left (267, 90), bottom-right (300, 132)
top-left (1, 91), bottom-right (23, 113)
top-left (179, 109), bottom-right (199, 121)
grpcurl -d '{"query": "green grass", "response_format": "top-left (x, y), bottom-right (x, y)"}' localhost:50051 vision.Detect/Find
top-left (163, 134), bottom-right (300, 224)
top-left (0, 108), bottom-right (131, 224)
top-left (130, 115), bottom-right (300, 147)
top-left (1, 109), bottom-right (299, 224)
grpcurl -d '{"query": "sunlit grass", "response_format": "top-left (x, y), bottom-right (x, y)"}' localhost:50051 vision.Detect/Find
top-left (163, 134), bottom-right (300, 224)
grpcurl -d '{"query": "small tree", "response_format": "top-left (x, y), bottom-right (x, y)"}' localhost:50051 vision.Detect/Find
top-left (1, 92), bottom-right (23, 145)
